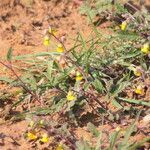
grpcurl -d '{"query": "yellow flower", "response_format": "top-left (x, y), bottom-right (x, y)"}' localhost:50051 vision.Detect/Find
top-left (135, 85), bottom-right (144, 95)
top-left (76, 71), bottom-right (83, 81)
top-left (39, 119), bottom-right (44, 125)
top-left (133, 68), bottom-right (142, 77)
top-left (43, 35), bottom-right (50, 46)
top-left (141, 43), bottom-right (150, 54)
top-left (66, 91), bottom-right (77, 101)
top-left (40, 133), bottom-right (49, 143)
top-left (48, 26), bottom-right (57, 36)
top-left (115, 126), bottom-right (121, 132)
top-left (56, 44), bottom-right (64, 53)
top-left (27, 132), bottom-right (37, 140)
top-left (120, 21), bottom-right (127, 31)
top-left (56, 144), bottom-right (64, 150)
top-left (129, 65), bottom-right (142, 77)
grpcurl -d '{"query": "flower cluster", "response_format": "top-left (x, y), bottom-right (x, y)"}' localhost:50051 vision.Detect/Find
top-left (25, 119), bottom-right (65, 149)
top-left (43, 27), bottom-right (65, 54)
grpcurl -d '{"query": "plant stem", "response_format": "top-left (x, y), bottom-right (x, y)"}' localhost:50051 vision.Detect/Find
top-left (50, 33), bottom-right (88, 82)
top-left (0, 61), bottom-right (39, 101)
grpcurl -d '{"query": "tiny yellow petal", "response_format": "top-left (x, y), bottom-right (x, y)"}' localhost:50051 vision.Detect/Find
top-left (133, 68), bottom-right (142, 77)
top-left (27, 132), bottom-right (37, 140)
top-left (135, 89), bottom-right (143, 95)
top-left (43, 36), bottom-right (50, 46)
top-left (129, 65), bottom-right (142, 77)
top-left (141, 43), bottom-right (150, 54)
top-left (76, 71), bottom-right (83, 81)
top-left (120, 21), bottom-right (127, 31)
top-left (76, 71), bottom-right (81, 76)
top-left (56, 144), bottom-right (64, 150)
top-left (44, 40), bottom-right (50, 46)
top-left (40, 133), bottom-right (49, 143)
top-left (66, 91), bottom-right (77, 101)
top-left (39, 120), bottom-right (44, 125)
top-left (134, 71), bottom-right (141, 77)
top-left (135, 85), bottom-right (144, 95)
top-left (76, 76), bottom-right (83, 81)
top-left (48, 27), bottom-right (57, 36)
top-left (56, 44), bottom-right (64, 53)
top-left (115, 126), bottom-right (121, 132)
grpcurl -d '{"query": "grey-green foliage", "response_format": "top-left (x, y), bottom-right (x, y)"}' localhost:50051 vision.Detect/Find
top-left (78, 113), bottom-right (149, 150)
top-left (79, 0), bottom-right (127, 23)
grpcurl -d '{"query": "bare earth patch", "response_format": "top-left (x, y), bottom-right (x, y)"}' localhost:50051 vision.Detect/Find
top-left (0, 0), bottom-right (150, 149)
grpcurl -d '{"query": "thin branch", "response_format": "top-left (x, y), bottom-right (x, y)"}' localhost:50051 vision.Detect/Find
top-left (0, 61), bottom-right (39, 102)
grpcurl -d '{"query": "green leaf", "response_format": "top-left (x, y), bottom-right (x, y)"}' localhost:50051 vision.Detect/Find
top-left (118, 97), bottom-right (150, 107)
top-left (14, 52), bottom-right (56, 60)
top-left (65, 100), bottom-right (76, 112)
top-left (32, 107), bottom-right (52, 115)
top-left (112, 99), bottom-right (123, 110)
top-left (46, 61), bottom-right (54, 81)
top-left (120, 51), bottom-right (140, 59)
top-left (128, 137), bottom-right (150, 150)
top-left (12, 95), bottom-right (27, 107)
top-left (95, 132), bottom-right (102, 150)
top-left (79, 3), bottom-right (91, 15)
top-left (0, 77), bottom-right (14, 83)
top-left (109, 130), bottom-right (120, 150)
top-left (7, 47), bottom-right (13, 61)
top-left (76, 139), bottom-right (92, 150)
top-left (109, 80), bottom-right (130, 97)
top-left (87, 122), bottom-right (100, 137)
top-left (21, 73), bottom-right (37, 90)
top-left (119, 111), bottom-right (141, 150)
top-left (92, 79), bottom-right (105, 93)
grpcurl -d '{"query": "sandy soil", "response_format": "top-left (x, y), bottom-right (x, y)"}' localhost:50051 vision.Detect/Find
top-left (0, 0), bottom-right (93, 149)
top-left (0, 0), bottom-right (149, 149)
